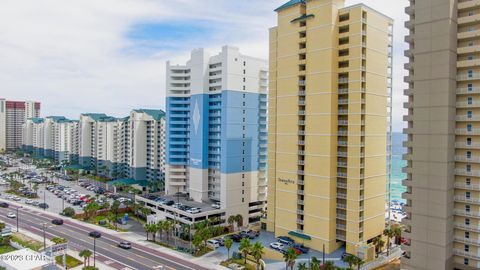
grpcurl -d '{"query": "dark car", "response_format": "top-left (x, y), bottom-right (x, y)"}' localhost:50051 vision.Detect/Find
top-left (230, 234), bottom-right (243, 242)
top-left (341, 252), bottom-right (355, 260)
top-left (118, 241), bottom-right (132, 249)
top-left (52, 219), bottom-right (63, 225)
top-left (291, 243), bottom-right (309, 254)
top-left (278, 236), bottom-right (295, 245)
top-left (38, 203), bottom-right (49, 209)
top-left (164, 200), bottom-right (175, 206)
top-left (0, 202), bottom-right (9, 208)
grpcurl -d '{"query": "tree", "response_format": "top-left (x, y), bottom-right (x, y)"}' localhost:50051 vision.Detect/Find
top-left (383, 227), bottom-right (395, 255)
top-left (234, 214), bottom-right (243, 229)
top-left (79, 249), bottom-right (92, 267)
top-left (51, 237), bottom-right (67, 244)
top-left (0, 222), bottom-right (6, 230)
top-left (251, 242), bottom-right (264, 270)
top-left (225, 237), bottom-right (233, 260)
top-left (283, 248), bottom-right (298, 270)
top-left (62, 207), bottom-right (76, 217)
top-left (322, 261), bottom-right (336, 270)
top-left (32, 183), bottom-right (39, 196)
top-left (110, 200), bottom-right (121, 231)
top-left (298, 263), bottom-right (308, 270)
top-left (144, 223), bottom-right (151, 241)
top-left (192, 233), bottom-right (203, 255)
top-left (372, 236), bottom-right (385, 257)
top-left (156, 220), bottom-right (164, 241)
top-left (164, 220), bottom-right (174, 244)
top-left (392, 225), bottom-right (402, 245)
top-left (309, 257), bottom-right (320, 270)
top-left (140, 207), bottom-right (151, 220)
top-left (83, 202), bottom-right (100, 221)
top-left (343, 254), bottom-right (361, 270)
top-left (239, 238), bottom-right (252, 265)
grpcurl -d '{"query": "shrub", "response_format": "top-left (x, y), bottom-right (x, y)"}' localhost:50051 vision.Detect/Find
top-left (62, 207), bottom-right (75, 217)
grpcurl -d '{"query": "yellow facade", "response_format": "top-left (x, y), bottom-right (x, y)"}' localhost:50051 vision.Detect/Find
top-left (266, 0), bottom-right (393, 255)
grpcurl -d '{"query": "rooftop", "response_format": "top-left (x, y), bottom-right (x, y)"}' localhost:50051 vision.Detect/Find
top-left (0, 248), bottom-right (52, 270)
top-left (275, 0), bottom-right (305, 12)
top-left (133, 109), bottom-right (165, 121)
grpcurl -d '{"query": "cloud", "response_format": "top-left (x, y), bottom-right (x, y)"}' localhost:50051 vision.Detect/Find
top-left (0, 0), bottom-right (408, 131)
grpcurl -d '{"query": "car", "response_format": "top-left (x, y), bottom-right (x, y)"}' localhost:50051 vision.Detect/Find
top-left (241, 230), bottom-right (260, 239)
top-left (207, 239), bottom-right (220, 249)
top-left (6, 212), bottom-right (16, 218)
top-left (32, 201), bottom-right (40, 206)
top-left (291, 243), bottom-right (310, 254)
top-left (13, 196), bottom-right (20, 201)
top-left (118, 241), bottom-right (131, 249)
top-left (52, 219), bottom-right (64, 225)
top-left (25, 199), bottom-right (33, 204)
top-left (211, 203), bottom-right (221, 209)
top-left (0, 202), bottom-right (9, 208)
top-left (341, 253), bottom-right (355, 260)
top-left (187, 207), bottom-right (201, 214)
top-left (278, 236), bottom-right (295, 245)
top-left (38, 203), bottom-right (49, 209)
top-left (216, 237), bottom-right (225, 246)
top-left (230, 234), bottom-right (243, 242)
top-left (270, 242), bottom-right (284, 250)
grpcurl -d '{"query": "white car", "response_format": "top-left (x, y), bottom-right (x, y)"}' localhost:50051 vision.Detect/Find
top-left (25, 199), bottom-right (33, 204)
top-left (187, 208), bottom-right (201, 214)
top-left (6, 212), bottom-right (16, 218)
top-left (13, 197), bottom-right (21, 201)
top-left (207, 239), bottom-right (220, 249)
top-left (211, 203), bottom-right (221, 209)
top-left (270, 242), bottom-right (284, 250)
top-left (6, 195), bottom-right (13, 200)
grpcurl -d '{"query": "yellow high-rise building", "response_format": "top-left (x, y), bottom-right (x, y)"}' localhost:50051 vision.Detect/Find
top-left (266, 0), bottom-right (393, 255)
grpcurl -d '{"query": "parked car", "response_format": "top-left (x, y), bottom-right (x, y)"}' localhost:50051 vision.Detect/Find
top-left (52, 219), bottom-right (64, 225)
top-left (187, 207), bottom-right (201, 214)
top-left (211, 203), bottom-right (221, 209)
top-left (6, 212), bottom-right (16, 218)
top-left (241, 230), bottom-right (259, 239)
top-left (0, 202), bottom-right (9, 208)
top-left (230, 234), bottom-right (243, 242)
top-left (291, 243), bottom-right (310, 254)
top-left (278, 236), bottom-right (295, 245)
top-left (270, 242), bottom-right (284, 250)
top-left (32, 201), bottom-right (40, 206)
top-left (207, 239), bottom-right (220, 249)
top-left (118, 241), bottom-right (132, 249)
top-left (38, 203), bottom-right (49, 209)
top-left (25, 199), bottom-right (33, 204)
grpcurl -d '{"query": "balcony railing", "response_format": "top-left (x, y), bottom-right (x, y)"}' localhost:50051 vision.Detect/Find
top-left (455, 222), bottom-right (480, 233)
top-left (453, 249), bottom-right (480, 260)
top-left (456, 142), bottom-right (480, 149)
top-left (456, 101), bottom-right (480, 107)
top-left (455, 182), bottom-right (480, 191)
top-left (455, 169), bottom-right (480, 177)
top-left (455, 129), bottom-right (480, 135)
top-left (454, 195), bottom-right (480, 204)
top-left (457, 87), bottom-right (480, 94)
top-left (455, 156), bottom-right (480, 163)
top-left (455, 209), bottom-right (480, 218)
top-left (456, 115), bottom-right (480, 121)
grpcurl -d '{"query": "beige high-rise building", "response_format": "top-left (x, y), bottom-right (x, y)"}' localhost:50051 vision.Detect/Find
top-left (402, 1), bottom-right (480, 270)
top-left (265, 0), bottom-right (393, 255)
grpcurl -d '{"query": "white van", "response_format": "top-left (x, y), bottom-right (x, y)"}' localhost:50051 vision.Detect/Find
top-left (207, 239), bottom-right (220, 249)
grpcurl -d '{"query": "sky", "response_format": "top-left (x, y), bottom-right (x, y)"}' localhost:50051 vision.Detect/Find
top-left (0, 0), bottom-right (408, 131)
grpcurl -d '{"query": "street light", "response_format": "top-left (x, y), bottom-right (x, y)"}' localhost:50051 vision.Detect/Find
top-left (88, 231), bottom-right (101, 268)
top-left (42, 223), bottom-right (47, 250)
top-left (16, 206), bottom-right (22, 232)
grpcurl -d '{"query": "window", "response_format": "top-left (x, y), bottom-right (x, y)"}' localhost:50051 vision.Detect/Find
top-left (243, 61), bottom-right (246, 66)
top-left (466, 205), bottom-right (471, 212)
top-left (242, 182), bottom-right (245, 186)
top-left (467, 178), bottom-right (471, 186)
top-left (242, 174), bottom-right (245, 178)
top-left (243, 70), bottom-right (246, 74)
top-left (465, 245), bottom-right (470, 252)
top-left (465, 231), bottom-right (470, 239)
top-left (468, 70), bottom-right (474, 78)
top-left (467, 124), bottom-right (473, 131)
top-left (468, 83), bottom-right (474, 91)
top-left (468, 111), bottom-right (473, 118)
top-left (467, 151), bottom-right (472, 158)
top-left (466, 191), bottom-right (471, 199)
top-left (469, 11), bottom-right (475, 16)
top-left (242, 198), bottom-right (245, 203)
top-left (469, 26), bottom-right (476, 32)
top-left (469, 41), bottom-right (475, 47)
top-left (468, 55), bottom-right (475, 60)
top-left (468, 97), bottom-right (473, 104)
top-left (467, 164), bottom-right (472, 172)
top-left (466, 218), bottom-right (471, 225)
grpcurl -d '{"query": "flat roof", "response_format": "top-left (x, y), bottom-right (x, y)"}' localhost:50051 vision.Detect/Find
top-left (0, 248), bottom-right (52, 269)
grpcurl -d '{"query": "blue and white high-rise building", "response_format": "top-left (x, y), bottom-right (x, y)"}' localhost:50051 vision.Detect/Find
top-left (166, 46), bottom-right (268, 223)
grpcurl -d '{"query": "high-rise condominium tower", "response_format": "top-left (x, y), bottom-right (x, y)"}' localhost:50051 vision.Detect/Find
top-left (0, 99), bottom-right (41, 151)
top-left (266, 0), bottom-right (393, 255)
top-left (402, 1), bottom-right (480, 269)
top-left (165, 46), bottom-right (268, 224)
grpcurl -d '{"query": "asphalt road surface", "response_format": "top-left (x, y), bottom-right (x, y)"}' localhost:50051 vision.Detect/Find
top-left (0, 202), bottom-right (209, 270)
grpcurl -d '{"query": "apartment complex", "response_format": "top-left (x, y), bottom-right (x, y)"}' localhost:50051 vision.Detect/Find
top-left (0, 99), bottom-right (41, 152)
top-left (23, 109), bottom-right (165, 184)
top-left (402, 1), bottom-right (480, 269)
top-left (266, 0), bottom-right (393, 255)
top-left (165, 46), bottom-right (268, 224)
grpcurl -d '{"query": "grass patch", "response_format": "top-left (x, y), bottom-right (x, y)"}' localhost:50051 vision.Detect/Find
top-left (5, 190), bottom-right (38, 198)
top-left (55, 254), bottom-right (82, 269)
top-left (221, 259), bottom-right (257, 270)
top-left (0, 245), bottom-right (17, 254)
top-left (11, 233), bottom-right (43, 251)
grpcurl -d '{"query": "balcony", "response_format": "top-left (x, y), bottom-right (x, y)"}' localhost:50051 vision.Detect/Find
top-left (403, 102), bottom-right (412, 109)
top-left (338, 88), bottom-right (348, 94)
top-left (403, 154), bottom-right (413, 160)
top-left (455, 156), bottom-right (480, 163)
top-left (297, 209), bottom-right (304, 215)
top-left (338, 78), bottom-right (349, 84)
top-left (404, 49), bottom-right (414, 58)
top-left (297, 200), bottom-right (305, 205)
top-left (337, 203), bottom-right (347, 209)
top-left (402, 179), bottom-right (413, 187)
top-left (338, 130), bottom-right (348, 136)
top-left (338, 151), bottom-right (348, 157)
top-left (453, 249), bottom-right (480, 260)
top-left (336, 224), bottom-right (346, 230)
top-left (455, 169), bottom-right (480, 177)
top-left (458, 45), bottom-right (480, 55)
top-left (403, 128), bottom-right (413, 134)
top-left (337, 161), bottom-right (347, 167)
top-left (337, 172), bottom-right (347, 178)
top-left (336, 234), bottom-right (346, 241)
top-left (458, 59), bottom-right (480, 68)
top-left (403, 115), bottom-right (413, 121)
top-left (404, 62), bottom-right (413, 70)
top-left (338, 120), bottom-right (348, 125)
top-left (405, 5), bottom-right (414, 15)
top-left (297, 170), bottom-right (305, 175)
top-left (456, 115), bottom-right (480, 121)
top-left (336, 213), bottom-right (346, 220)
top-left (297, 219), bottom-right (304, 225)
top-left (455, 128), bottom-right (480, 135)
top-left (457, 87), bottom-right (480, 94)
top-left (459, 0), bottom-right (480, 11)
top-left (455, 222), bottom-right (480, 233)
top-left (297, 189), bottom-right (305, 195)
top-left (299, 80), bottom-right (306, 86)
top-left (458, 29), bottom-right (480, 40)
top-left (455, 195), bottom-right (480, 205)
top-left (455, 209), bottom-right (480, 218)
top-left (455, 182), bottom-right (480, 191)
top-left (298, 90), bottom-right (306, 96)
top-left (455, 236), bottom-right (480, 246)
top-left (337, 193), bottom-right (347, 199)
top-left (456, 101), bottom-right (480, 107)
top-left (337, 182), bottom-right (347, 188)
top-left (458, 14), bottom-right (480, 25)
top-left (402, 192), bottom-right (412, 200)
top-left (404, 89), bottom-right (413, 96)
top-left (458, 73), bottom-right (480, 81)
top-left (298, 150), bottom-right (305, 155)
top-left (338, 140), bottom-right (348, 146)
top-left (338, 109), bottom-right (348, 115)
top-left (402, 167), bottom-right (412, 174)
top-left (405, 20), bottom-right (414, 29)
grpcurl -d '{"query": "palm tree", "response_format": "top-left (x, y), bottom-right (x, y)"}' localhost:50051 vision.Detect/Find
top-left (164, 220), bottom-right (174, 244)
top-left (110, 200), bottom-right (121, 230)
top-left (323, 261), bottom-right (336, 270)
top-left (251, 242), bottom-right (264, 270)
top-left (79, 249), bottom-right (92, 267)
top-left (192, 233), bottom-right (203, 255)
top-left (383, 227), bottom-right (395, 255)
top-left (225, 237), bottom-right (233, 260)
top-left (156, 220), bottom-right (164, 241)
top-left (353, 256), bottom-right (364, 270)
top-left (343, 254), bottom-right (357, 269)
top-left (239, 238), bottom-right (252, 264)
top-left (310, 257), bottom-right (320, 270)
top-left (298, 263), bottom-right (308, 270)
top-left (144, 223), bottom-right (151, 241)
top-left (283, 248), bottom-right (298, 270)
top-left (32, 183), bottom-right (38, 196)
top-left (150, 223), bottom-right (158, 242)
top-left (235, 214), bottom-right (243, 229)
top-left (392, 225), bottom-right (402, 245)
top-left (372, 236), bottom-right (385, 257)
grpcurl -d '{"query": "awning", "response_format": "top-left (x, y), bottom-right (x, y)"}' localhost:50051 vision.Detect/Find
top-left (288, 230), bottom-right (312, 240)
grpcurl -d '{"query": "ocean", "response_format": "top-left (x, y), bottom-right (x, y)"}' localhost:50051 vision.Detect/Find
top-left (390, 132), bottom-right (407, 202)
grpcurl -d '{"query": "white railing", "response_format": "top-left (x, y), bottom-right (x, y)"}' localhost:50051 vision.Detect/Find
top-left (455, 169), bottom-right (480, 177)
top-left (455, 182), bottom-right (480, 190)
top-left (457, 88), bottom-right (480, 94)
top-left (454, 236), bottom-right (480, 245)
top-left (360, 246), bottom-right (402, 270)
top-left (456, 142), bottom-right (480, 149)
top-left (454, 222), bottom-right (480, 233)
top-left (454, 195), bottom-right (480, 204)
top-left (455, 156), bottom-right (480, 163)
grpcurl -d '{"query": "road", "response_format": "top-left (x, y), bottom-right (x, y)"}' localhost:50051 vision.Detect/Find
top-left (0, 203), bottom-right (210, 270)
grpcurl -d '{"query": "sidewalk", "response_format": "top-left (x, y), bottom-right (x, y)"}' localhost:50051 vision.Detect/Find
top-left (2, 198), bottom-right (227, 270)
